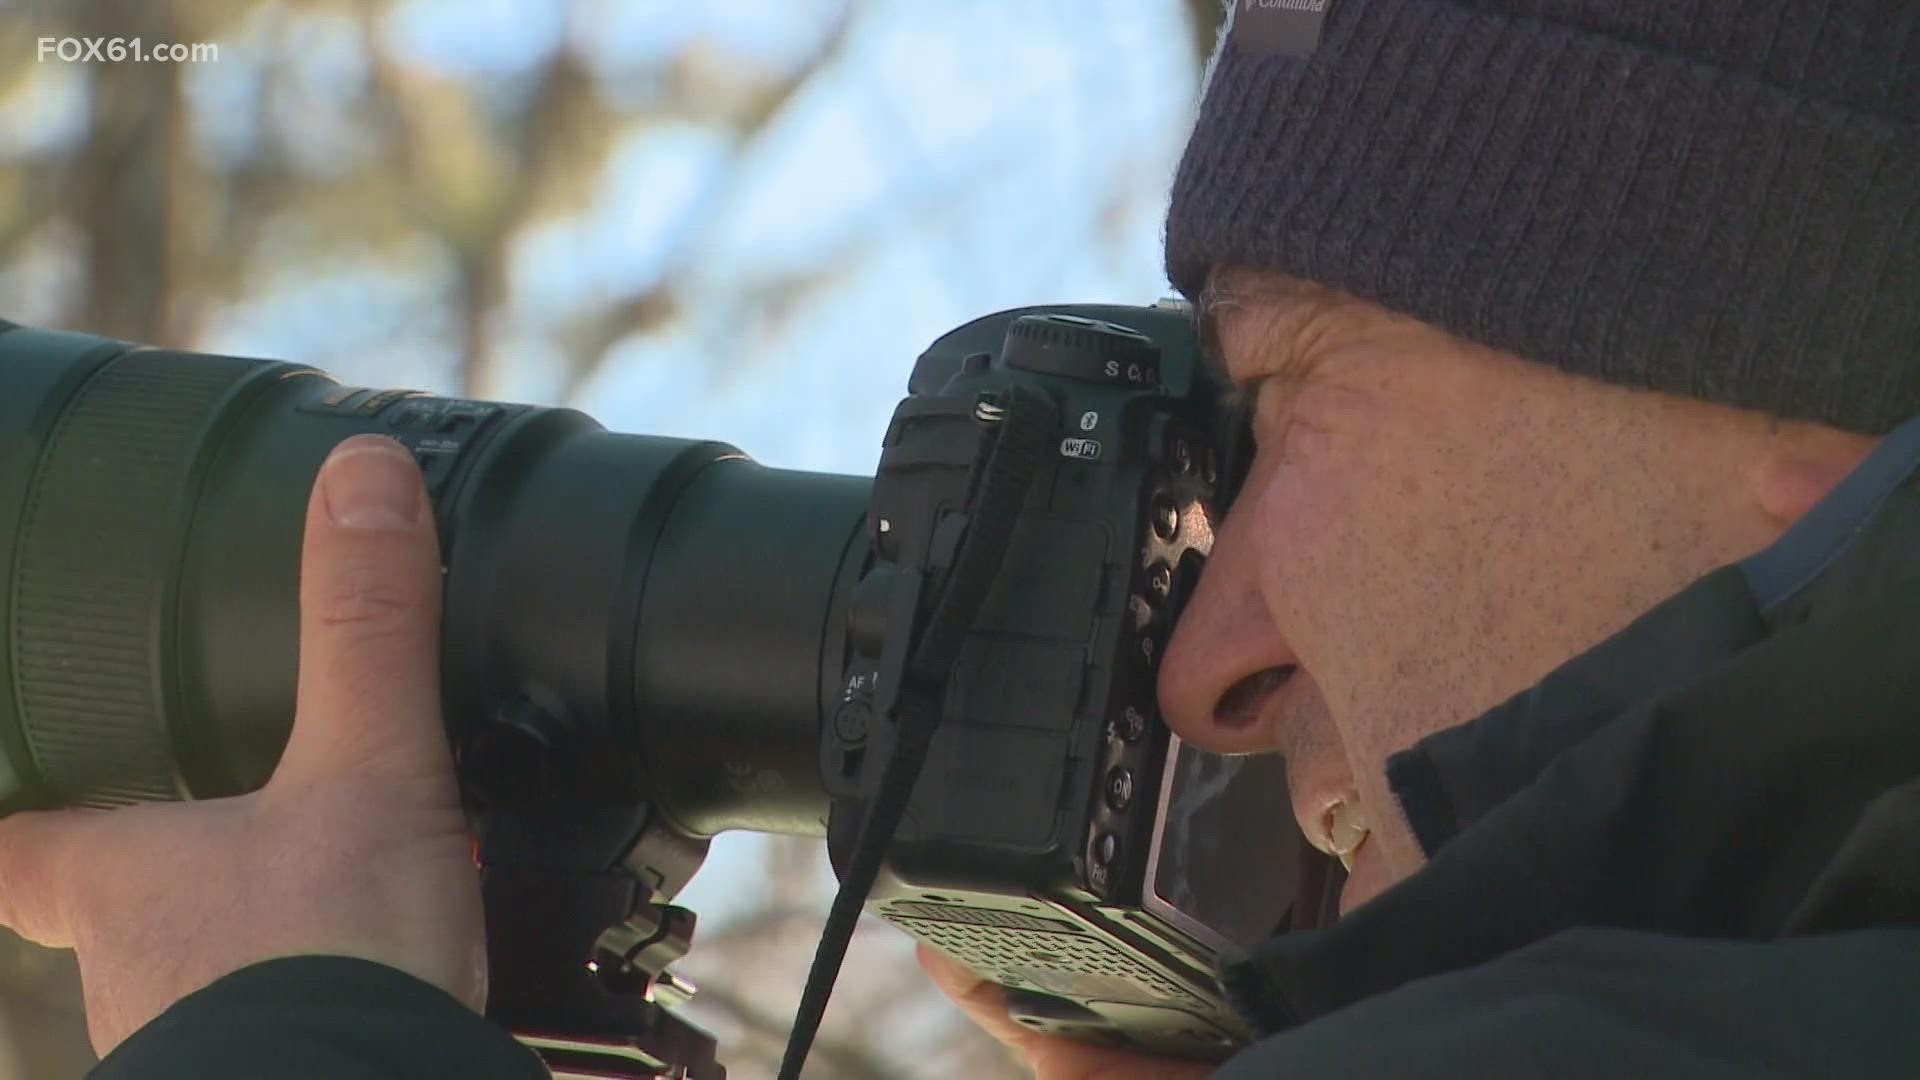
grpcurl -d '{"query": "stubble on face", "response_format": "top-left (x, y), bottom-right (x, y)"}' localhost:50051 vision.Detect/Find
top-left (1203, 268), bottom-right (1794, 888)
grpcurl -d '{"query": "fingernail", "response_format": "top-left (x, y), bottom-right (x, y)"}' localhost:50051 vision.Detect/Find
top-left (322, 437), bottom-right (425, 531)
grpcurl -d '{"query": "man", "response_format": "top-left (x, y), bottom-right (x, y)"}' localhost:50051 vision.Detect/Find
top-left (0, 0), bottom-right (1914, 1078)
top-left (928, 0), bottom-right (1920, 1076)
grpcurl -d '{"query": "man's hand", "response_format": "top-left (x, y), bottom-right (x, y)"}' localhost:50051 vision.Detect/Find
top-left (0, 435), bottom-right (484, 1057)
top-left (918, 945), bottom-right (1211, 1080)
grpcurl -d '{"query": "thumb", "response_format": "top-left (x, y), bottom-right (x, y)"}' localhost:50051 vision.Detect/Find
top-left (0, 808), bottom-right (100, 948)
top-left (274, 434), bottom-right (449, 790)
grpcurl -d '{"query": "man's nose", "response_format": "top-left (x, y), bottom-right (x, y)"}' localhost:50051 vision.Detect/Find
top-left (1156, 499), bottom-right (1295, 755)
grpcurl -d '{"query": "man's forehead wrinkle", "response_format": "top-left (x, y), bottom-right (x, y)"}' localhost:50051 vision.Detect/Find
top-left (1216, 291), bottom-right (1332, 388)
top-left (1195, 265), bottom-right (1351, 392)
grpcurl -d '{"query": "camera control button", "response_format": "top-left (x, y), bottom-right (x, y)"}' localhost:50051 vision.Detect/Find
top-left (1000, 314), bottom-right (1162, 388)
top-left (1127, 593), bottom-right (1154, 631)
top-left (1150, 496), bottom-right (1179, 540)
top-left (356, 388), bottom-right (420, 416)
top-left (832, 700), bottom-right (871, 744)
top-left (411, 445), bottom-right (458, 498)
top-left (1146, 561), bottom-right (1173, 601)
top-left (1104, 767), bottom-right (1134, 812)
top-left (1170, 434), bottom-right (1194, 475)
top-left (387, 403), bottom-right (433, 430)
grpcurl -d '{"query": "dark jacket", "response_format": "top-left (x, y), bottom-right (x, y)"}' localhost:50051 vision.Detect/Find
top-left (91, 420), bottom-right (1920, 1079)
top-left (89, 957), bottom-right (547, 1078)
top-left (1214, 416), bottom-right (1920, 1078)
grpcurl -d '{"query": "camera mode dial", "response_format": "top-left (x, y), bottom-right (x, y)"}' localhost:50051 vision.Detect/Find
top-left (1001, 314), bottom-right (1162, 389)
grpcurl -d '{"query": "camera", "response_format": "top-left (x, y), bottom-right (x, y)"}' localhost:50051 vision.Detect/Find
top-left (0, 303), bottom-right (1321, 1077)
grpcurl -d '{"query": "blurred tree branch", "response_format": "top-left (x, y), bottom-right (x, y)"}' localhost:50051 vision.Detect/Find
top-left (552, 0), bottom-right (860, 403)
top-left (0, 162), bottom-right (62, 264)
top-left (64, 0), bottom-right (198, 342)
top-left (358, 0), bottom-right (617, 397)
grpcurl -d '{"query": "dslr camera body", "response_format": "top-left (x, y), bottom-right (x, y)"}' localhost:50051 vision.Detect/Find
top-left (827, 302), bottom-right (1260, 1059)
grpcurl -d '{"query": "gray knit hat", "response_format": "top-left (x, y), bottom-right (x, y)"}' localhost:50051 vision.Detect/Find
top-left (1165, 0), bottom-right (1920, 435)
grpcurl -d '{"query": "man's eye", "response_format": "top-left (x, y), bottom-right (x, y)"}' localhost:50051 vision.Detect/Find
top-left (1211, 383), bottom-right (1263, 509)
top-left (1218, 379), bottom-right (1255, 416)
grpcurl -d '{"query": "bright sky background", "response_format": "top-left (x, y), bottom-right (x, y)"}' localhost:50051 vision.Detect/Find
top-left (183, 0), bottom-right (1200, 477)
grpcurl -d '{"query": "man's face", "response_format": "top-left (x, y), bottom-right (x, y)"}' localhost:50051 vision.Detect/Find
top-left (1156, 271), bottom-right (1778, 914)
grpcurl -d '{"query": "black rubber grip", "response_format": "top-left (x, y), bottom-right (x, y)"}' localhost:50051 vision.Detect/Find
top-left (13, 349), bottom-right (255, 806)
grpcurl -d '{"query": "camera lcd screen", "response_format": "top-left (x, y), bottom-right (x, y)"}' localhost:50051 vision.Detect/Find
top-left (1142, 735), bottom-right (1305, 955)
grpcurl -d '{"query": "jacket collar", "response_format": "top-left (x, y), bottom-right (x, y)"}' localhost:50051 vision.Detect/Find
top-left (1217, 416), bottom-right (1920, 1035)
top-left (1391, 414), bottom-right (1920, 859)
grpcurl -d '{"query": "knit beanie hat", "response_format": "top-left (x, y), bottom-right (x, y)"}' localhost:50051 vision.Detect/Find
top-left (1165, 0), bottom-right (1920, 435)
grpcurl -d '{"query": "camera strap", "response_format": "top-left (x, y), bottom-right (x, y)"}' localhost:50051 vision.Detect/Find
top-left (777, 385), bottom-right (1058, 1080)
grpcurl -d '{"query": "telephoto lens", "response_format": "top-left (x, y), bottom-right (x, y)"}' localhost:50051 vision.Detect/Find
top-left (0, 320), bottom-right (870, 843)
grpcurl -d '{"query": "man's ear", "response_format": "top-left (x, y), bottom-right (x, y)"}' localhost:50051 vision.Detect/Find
top-left (1748, 434), bottom-right (1878, 527)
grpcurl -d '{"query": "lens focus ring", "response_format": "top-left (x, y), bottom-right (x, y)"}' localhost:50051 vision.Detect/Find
top-left (13, 350), bottom-right (255, 806)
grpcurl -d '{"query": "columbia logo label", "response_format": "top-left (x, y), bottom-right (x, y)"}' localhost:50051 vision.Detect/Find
top-left (1229, 0), bottom-right (1334, 59)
